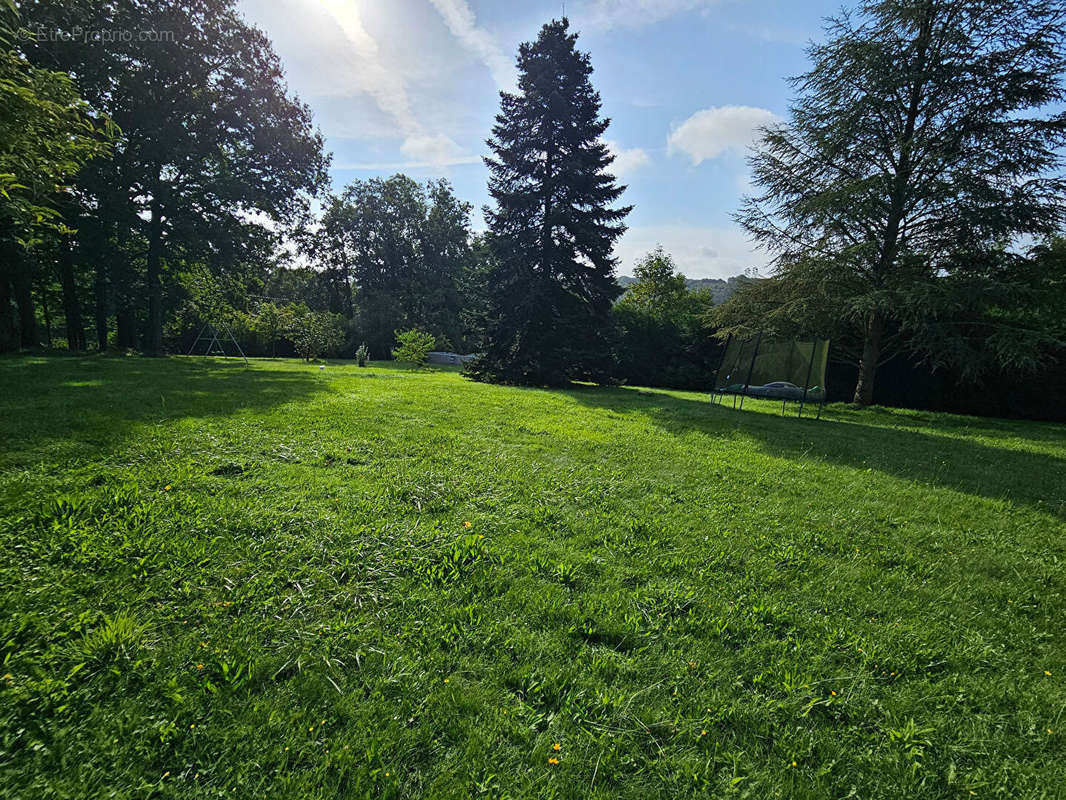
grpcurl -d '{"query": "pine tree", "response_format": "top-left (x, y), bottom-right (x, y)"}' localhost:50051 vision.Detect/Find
top-left (471, 18), bottom-right (630, 386)
top-left (737, 0), bottom-right (1066, 405)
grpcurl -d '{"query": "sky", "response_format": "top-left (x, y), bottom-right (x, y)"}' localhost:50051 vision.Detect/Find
top-left (236, 0), bottom-right (845, 279)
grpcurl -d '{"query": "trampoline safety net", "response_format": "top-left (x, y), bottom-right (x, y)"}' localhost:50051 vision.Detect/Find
top-left (712, 334), bottom-right (830, 408)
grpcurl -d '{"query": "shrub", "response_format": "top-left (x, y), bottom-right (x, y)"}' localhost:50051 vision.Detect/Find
top-left (355, 342), bottom-right (369, 367)
top-left (392, 329), bottom-right (436, 367)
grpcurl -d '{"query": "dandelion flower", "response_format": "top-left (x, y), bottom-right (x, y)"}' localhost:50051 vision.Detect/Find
top-left (792, 761), bottom-right (798, 767)
top-left (830, 690), bottom-right (837, 696)
top-left (1045, 670), bottom-right (1052, 676)
top-left (196, 664), bottom-right (203, 670)
top-left (548, 757), bottom-right (559, 765)
top-left (164, 485), bottom-right (172, 491)
top-left (700, 730), bottom-right (707, 737)
top-left (552, 743), bottom-right (561, 751)
top-left (463, 521), bottom-right (472, 528)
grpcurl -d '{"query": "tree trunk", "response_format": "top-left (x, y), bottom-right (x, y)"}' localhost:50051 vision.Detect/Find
top-left (0, 252), bottom-right (17, 353)
top-left (59, 236), bottom-right (85, 351)
top-left (12, 250), bottom-right (37, 349)
top-left (146, 194), bottom-right (164, 356)
top-left (94, 255), bottom-right (109, 351)
top-left (853, 311), bottom-right (884, 406)
top-left (40, 280), bottom-right (53, 348)
top-left (116, 304), bottom-right (136, 349)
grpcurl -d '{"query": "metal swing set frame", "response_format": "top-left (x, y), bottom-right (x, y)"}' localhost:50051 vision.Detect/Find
top-left (186, 320), bottom-right (249, 364)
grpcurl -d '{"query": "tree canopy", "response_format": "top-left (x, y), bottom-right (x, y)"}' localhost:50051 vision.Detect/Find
top-left (736, 0), bottom-right (1066, 404)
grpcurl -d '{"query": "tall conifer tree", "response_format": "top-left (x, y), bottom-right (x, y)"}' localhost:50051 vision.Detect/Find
top-left (472, 18), bottom-right (630, 385)
top-left (737, 0), bottom-right (1066, 405)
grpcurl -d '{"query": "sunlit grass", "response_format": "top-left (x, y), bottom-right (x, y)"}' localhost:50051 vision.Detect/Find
top-left (1, 355), bottom-right (1063, 798)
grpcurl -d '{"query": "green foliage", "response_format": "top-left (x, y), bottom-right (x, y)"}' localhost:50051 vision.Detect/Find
top-left (291, 311), bottom-right (344, 361)
top-left (252, 302), bottom-right (302, 358)
top-left (314, 175), bottom-right (473, 357)
top-left (391, 328), bottom-right (436, 367)
top-left (613, 248), bottom-right (718, 388)
top-left (18, 0), bottom-right (329, 353)
top-left (619, 247), bottom-right (689, 316)
top-left (355, 342), bottom-right (369, 367)
top-left (737, 0), bottom-right (1066, 404)
top-left (472, 18), bottom-right (630, 386)
top-left (1, 356), bottom-right (1065, 797)
top-left (0, 34), bottom-right (111, 245)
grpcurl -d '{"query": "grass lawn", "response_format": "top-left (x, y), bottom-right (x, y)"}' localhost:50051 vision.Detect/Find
top-left (1, 355), bottom-right (1064, 799)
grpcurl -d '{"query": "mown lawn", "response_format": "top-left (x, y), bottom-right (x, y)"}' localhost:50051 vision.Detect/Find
top-left (0, 355), bottom-right (1064, 799)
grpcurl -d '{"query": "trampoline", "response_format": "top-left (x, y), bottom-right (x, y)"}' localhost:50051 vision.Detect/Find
top-left (711, 333), bottom-right (830, 418)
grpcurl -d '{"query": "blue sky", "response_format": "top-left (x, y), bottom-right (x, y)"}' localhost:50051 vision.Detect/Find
top-left (237, 0), bottom-right (844, 278)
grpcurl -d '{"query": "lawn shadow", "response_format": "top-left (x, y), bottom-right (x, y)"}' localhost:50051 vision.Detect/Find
top-left (561, 384), bottom-right (1066, 522)
top-left (0, 355), bottom-right (324, 468)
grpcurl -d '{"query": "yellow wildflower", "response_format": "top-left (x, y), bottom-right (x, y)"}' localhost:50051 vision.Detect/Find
top-left (548, 757), bottom-right (559, 765)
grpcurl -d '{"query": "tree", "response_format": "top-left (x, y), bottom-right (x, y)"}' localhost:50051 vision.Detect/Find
top-left (292, 311), bottom-right (344, 362)
top-left (314, 175), bottom-right (472, 358)
top-left (737, 0), bottom-right (1066, 405)
top-left (471, 18), bottom-right (630, 386)
top-left (21, 0), bottom-right (329, 355)
top-left (252, 302), bottom-right (298, 358)
top-left (613, 247), bottom-right (717, 388)
top-left (392, 328), bottom-right (436, 367)
top-left (0, 1), bottom-right (110, 351)
top-left (620, 247), bottom-right (689, 317)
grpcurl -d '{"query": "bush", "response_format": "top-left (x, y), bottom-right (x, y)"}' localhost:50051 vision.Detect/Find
top-left (392, 328), bottom-right (436, 367)
top-left (355, 342), bottom-right (369, 367)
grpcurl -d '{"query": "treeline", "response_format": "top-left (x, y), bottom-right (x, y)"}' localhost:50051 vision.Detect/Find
top-left (1, 0), bottom-right (328, 355)
top-left (4, 0), bottom-right (1066, 420)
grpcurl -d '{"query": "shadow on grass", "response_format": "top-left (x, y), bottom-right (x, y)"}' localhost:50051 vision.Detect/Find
top-left (561, 383), bottom-right (1066, 522)
top-left (0, 355), bottom-right (324, 467)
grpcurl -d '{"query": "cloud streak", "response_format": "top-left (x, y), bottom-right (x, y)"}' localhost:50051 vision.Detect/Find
top-left (428, 0), bottom-right (515, 92)
top-left (581, 0), bottom-right (726, 29)
top-left (317, 0), bottom-right (468, 167)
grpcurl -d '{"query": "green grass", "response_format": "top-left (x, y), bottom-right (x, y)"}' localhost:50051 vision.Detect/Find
top-left (1, 355), bottom-right (1064, 799)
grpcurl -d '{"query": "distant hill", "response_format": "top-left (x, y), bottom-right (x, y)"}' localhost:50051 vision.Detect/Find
top-left (616, 274), bottom-right (752, 305)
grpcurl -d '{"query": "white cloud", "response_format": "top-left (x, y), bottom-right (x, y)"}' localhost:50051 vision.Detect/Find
top-left (428, 0), bottom-right (515, 92)
top-left (615, 224), bottom-right (768, 279)
top-left (605, 140), bottom-right (650, 176)
top-left (581, 0), bottom-right (725, 29)
top-left (668, 105), bottom-right (779, 164)
top-left (400, 133), bottom-right (474, 165)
